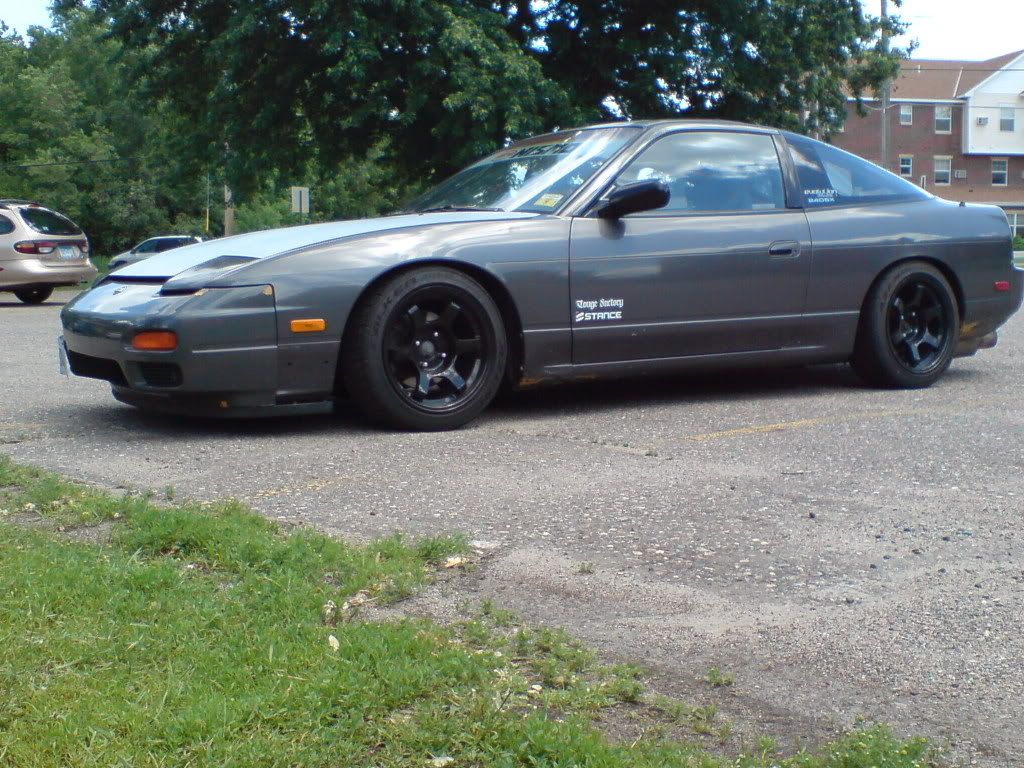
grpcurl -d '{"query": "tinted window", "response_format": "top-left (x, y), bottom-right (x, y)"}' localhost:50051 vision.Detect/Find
top-left (134, 239), bottom-right (160, 253)
top-left (786, 134), bottom-right (929, 208)
top-left (0, 214), bottom-right (14, 235)
top-left (614, 131), bottom-right (786, 213)
top-left (18, 207), bottom-right (82, 235)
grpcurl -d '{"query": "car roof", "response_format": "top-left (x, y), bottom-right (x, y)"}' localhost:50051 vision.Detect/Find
top-left (518, 119), bottom-right (781, 145)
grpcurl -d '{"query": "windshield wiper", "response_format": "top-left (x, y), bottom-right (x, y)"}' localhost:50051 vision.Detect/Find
top-left (414, 204), bottom-right (505, 213)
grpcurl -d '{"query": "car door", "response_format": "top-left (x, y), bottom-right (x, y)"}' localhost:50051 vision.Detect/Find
top-left (569, 129), bottom-right (811, 365)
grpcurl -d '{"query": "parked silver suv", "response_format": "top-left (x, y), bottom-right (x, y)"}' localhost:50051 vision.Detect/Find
top-left (0, 200), bottom-right (96, 304)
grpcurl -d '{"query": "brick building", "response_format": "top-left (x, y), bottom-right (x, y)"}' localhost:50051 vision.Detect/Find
top-left (833, 49), bottom-right (1024, 239)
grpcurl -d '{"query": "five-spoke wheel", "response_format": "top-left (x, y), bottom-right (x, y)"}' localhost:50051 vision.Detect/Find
top-left (342, 268), bottom-right (507, 430)
top-left (853, 261), bottom-right (958, 388)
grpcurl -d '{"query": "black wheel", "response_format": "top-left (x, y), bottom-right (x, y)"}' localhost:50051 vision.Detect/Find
top-left (852, 261), bottom-right (958, 388)
top-left (14, 287), bottom-right (53, 305)
top-left (341, 268), bottom-right (507, 430)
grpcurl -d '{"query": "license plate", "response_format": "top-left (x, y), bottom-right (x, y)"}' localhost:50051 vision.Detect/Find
top-left (58, 245), bottom-right (77, 261)
top-left (57, 336), bottom-right (69, 376)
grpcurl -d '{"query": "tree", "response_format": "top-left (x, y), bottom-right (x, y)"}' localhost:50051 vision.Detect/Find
top-left (0, 12), bottom-right (213, 255)
top-left (66, 0), bottom-right (904, 199)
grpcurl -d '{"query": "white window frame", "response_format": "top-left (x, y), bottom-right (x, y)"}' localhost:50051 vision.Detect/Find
top-left (999, 105), bottom-right (1015, 133)
top-left (1008, 212), bottom-right (1024, 239)
top-left (992, 158), bottom-right (1009, 186)
top-left (934, 156), bottom-right (952, 186)
top-left (934, 106), bottom-right (953, 134)
top-left (899, 155), bottom-right (913, 177)
top-left (899, 104), bottom-right (913, 125)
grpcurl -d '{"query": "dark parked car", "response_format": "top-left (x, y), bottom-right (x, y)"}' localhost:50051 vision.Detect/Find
top-left (60, 121), bottom-right (1023, 429)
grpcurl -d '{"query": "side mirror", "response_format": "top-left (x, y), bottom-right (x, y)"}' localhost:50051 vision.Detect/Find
top-left (595, 180), bottom-right (670, 219)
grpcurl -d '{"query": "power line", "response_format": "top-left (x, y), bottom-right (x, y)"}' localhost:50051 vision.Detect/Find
top-left (0, 157), bottom-right (138, 170)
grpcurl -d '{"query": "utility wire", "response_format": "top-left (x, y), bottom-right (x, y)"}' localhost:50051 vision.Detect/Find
top-left (0, 157), bottom-right (138, 170)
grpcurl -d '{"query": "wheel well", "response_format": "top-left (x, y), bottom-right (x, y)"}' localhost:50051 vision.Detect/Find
top-left (861, 257), bottom-right (966, 321)
top-left (336, 260), bottom-right (526, 394)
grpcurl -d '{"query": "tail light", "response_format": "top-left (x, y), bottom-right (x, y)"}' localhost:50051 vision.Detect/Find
top-left (14, 241), bottom-right (59, 254)
top-left (13, 240), bottom-right (88, 255)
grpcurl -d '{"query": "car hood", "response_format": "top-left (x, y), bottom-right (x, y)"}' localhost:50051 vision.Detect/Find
top-left (111, 212), bottom-right (539, 280)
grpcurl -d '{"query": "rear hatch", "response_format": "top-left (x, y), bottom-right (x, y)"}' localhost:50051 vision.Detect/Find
top-left (11, 206), bottom-right (90, 264)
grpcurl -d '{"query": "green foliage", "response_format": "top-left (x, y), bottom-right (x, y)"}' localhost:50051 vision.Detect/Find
top-left (0, 13), bottom-right (215, 256)
top-left (1012, 236), bottom-right (1024, 252)
top-left (61, 0), bottom-right (903, 198)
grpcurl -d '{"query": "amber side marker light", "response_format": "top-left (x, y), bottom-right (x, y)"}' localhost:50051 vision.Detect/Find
top-left (132, 331), bottom-right (178, 351)
top-left (290, 318), bottom-right (326, 333)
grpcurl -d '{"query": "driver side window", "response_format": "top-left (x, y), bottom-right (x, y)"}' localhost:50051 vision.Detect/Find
top-left (614, 131), bottom-right (786, 214)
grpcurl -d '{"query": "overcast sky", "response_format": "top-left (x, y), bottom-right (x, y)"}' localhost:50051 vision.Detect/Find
top-left (1, 0), bottom-right (1020, 61)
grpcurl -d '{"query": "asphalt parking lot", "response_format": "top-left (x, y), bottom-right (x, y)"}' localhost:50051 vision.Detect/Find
top-left (3, 291), bottom-right (1023, 765)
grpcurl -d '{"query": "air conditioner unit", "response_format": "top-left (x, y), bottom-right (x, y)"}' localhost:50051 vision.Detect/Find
top-left (954, 169), bottom-right (967, 179)
top-left (977, 116), bottom-right (989, 126)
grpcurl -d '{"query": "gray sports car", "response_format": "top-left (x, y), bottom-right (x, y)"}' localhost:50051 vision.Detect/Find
top-left (60, 120), bottom-right (1023, 430)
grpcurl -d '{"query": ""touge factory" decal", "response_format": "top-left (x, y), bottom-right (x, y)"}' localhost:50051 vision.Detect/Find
top-left (575, 297), bottom-right (624, 322)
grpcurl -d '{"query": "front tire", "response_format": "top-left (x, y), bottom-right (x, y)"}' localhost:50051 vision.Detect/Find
top-left (341, 268), bottom-right (507, 430)
top-left (14, 287), bottom-right (54, 305)
top-left (851, 261), bottom-right (958, 388)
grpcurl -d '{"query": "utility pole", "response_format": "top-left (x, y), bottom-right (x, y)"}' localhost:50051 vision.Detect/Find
top-left (223, 184), bottom-right (235, 237)
top-left (880, 0), bottom-right (891, 171)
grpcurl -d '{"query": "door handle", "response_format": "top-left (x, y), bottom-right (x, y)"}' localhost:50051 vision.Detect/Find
top-left (768, 241), bottom-right (801, 259)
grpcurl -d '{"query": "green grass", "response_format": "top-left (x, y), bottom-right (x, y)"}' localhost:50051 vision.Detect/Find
top-left (0, 457), bottom-right (937, 767)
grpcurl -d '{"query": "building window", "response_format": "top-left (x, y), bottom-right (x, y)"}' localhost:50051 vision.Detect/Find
top-left (1000, 105), bottom-right (1015, 132)
top-left (899, 155), bottom-right (913, 177)
top-left (934, 156), bottom-right (952, 185)
top-left (899, 104), bottom-right (913, 125)
top-left (1007, 212), bottom-right (1024, 239)
top-left (935, 106), bottom-right (952, 134)
top-left (992, 158), bottom-right (1008, 186)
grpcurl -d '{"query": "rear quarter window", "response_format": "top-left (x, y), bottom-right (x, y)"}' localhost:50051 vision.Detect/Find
top-left (0, 214), bottom-right (14, 235)
top-left (19, 207), bottom-right (82, 236)
top-left (785, 134), bottom-right (930, 208)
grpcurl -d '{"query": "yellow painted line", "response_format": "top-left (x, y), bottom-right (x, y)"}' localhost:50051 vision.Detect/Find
top-left (684, 397), bottom-right (1012, 443)
top-left (686, 417), bottom-right (828, 442)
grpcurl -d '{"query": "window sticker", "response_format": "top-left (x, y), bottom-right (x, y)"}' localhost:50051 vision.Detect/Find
top-left (509, 141), bottom-right (580, 159)
top-left (534, 193), bottom-right (564, 208)
top-left (804, 188), bottom-right (837, 205)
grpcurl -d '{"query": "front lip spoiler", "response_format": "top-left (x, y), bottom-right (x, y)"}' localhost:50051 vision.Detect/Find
top-left (978, 331), bottom-right (998, 350)
top-left (111, 386), bottom-right (335, 419)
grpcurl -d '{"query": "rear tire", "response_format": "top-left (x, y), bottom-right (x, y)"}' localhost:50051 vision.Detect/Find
top-left (341, 268), bottom-right (507, 430)
top-left (851, 261), bottom-right (958, 388)
top-left (14, 287), bottom-right (53, 305)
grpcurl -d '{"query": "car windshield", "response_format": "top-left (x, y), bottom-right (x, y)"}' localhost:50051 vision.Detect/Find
top-left (19, 207), bottom-right (81, 236)
top-left (405, 126), bottom-right (642, 214)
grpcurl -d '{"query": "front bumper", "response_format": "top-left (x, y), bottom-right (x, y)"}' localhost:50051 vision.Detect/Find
top-left (60, 280), bottom-right (336, 417)
top-left (0, 257), bottom-right (97, 289)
